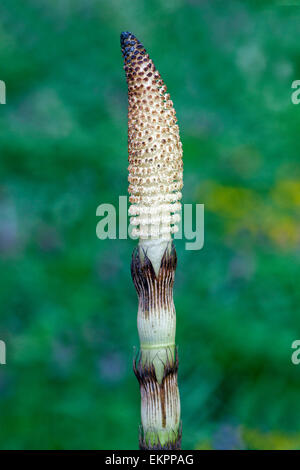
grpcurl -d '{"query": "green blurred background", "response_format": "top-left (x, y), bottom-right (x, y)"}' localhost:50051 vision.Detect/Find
top-left (0, 0), bottom-right (300, 450)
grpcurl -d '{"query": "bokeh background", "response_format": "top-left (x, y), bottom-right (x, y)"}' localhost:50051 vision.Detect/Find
top-left (0, 0), bottom-right (300, 450)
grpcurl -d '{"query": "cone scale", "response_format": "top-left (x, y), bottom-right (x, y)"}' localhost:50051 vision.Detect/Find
top-left (120, 31), bottom-right (183, 450)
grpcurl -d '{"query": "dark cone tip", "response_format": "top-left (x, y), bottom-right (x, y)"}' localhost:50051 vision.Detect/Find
top-left (120, 31), bottom-right (147, 65)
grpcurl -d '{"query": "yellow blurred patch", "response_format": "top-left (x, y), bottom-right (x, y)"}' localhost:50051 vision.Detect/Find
top-left (195, 439), bottom-right (213, 450)
top-left (195, 428), bottom-right (300, 450)
top-left (267, 216), bottom-right (300, 248)
top-left (272, 180), bottom-right (300, 208)
top-left (242, 427), bottom-right (300, 450)
top-left (202, 182), bottom-right (258, 219)
top-left (197, 180), bottom-right (300, 250)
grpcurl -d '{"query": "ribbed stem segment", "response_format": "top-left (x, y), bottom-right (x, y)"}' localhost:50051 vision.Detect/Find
top-left (131, 242), bottom-right (181, 449)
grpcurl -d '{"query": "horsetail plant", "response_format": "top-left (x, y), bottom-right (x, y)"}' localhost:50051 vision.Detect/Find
top-left (121, 31), bottom-right (183, 450)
